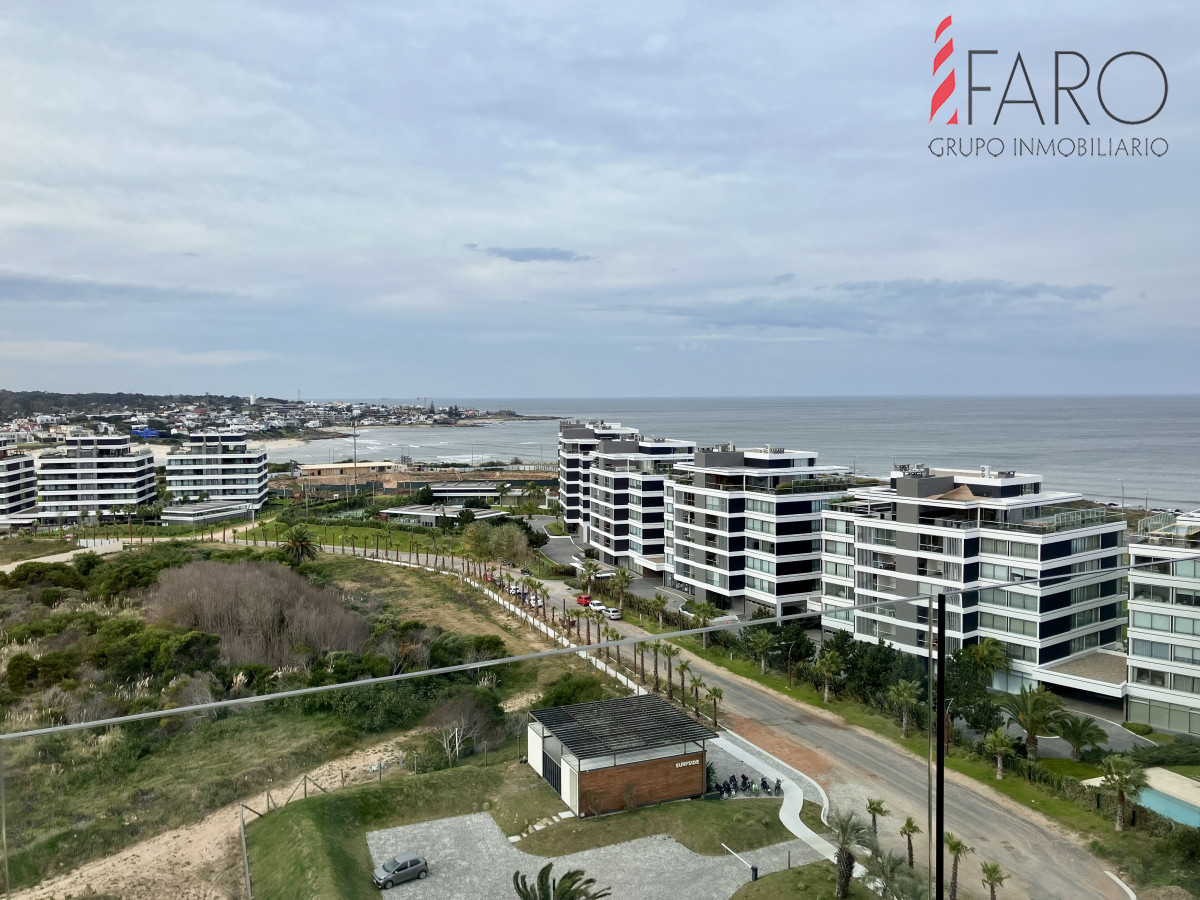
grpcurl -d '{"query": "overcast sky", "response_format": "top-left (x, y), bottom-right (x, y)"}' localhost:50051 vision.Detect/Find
top-left (1, 1), bottom-right (1196, 399)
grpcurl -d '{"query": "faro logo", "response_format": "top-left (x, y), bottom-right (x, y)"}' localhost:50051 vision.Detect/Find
top-left (930, 15), bottom-right (1169, 126)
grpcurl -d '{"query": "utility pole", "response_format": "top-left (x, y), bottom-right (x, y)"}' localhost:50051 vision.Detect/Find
top-left (352, 417), bottom-right (359, 500)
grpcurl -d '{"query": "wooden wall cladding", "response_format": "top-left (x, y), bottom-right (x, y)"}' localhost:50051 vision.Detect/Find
top-left (575, 751), bottom-right (705, 815)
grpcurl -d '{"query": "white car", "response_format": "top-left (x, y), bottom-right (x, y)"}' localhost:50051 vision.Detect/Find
top-left (589, 599), bottom-right (607, 612)
top-left (605, 607), bottom-right (622, 620)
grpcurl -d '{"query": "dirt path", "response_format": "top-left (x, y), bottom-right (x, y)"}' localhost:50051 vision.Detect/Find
top-left (16, 730), bottom-right (417, 899)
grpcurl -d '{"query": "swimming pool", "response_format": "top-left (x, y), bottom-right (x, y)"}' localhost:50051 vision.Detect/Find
top-left (1139, 787), bottom-right (1200, 827)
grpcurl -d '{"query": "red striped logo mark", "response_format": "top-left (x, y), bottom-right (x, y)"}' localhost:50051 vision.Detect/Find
top-left (931, 15), bottom-right (958, 124)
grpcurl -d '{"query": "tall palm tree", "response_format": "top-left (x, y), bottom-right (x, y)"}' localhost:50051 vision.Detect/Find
top-left (944, 832), bottom-right (974, 900)
top-left (497, 482), bottom-right (511, 510)
top-left (660, 644), bottom-right (680, 700)
top-left (694, 601), bottom-right (720, 649)
top-left (706, 685), bottom-right (723, 726)
top-left (888, 679), bottom-right (922, 739)
top-left (601, 625), bottom-right (619, 662)
top-left (745, 628), bottom-right (776, 674)
top-left (690, 674), bottom-right (705, 715)
top-left (513, 862), bottom-right (612, 900)
top-left (982, 727), bottom-right (1014, 780)
top-left (996, 684), bottom-right (1064, 762)
top-left (899, 816), bottom-right (921, 868)
top-left (829, 807), bottom-right (873, 900)
top-left (1053, 714), bottom-right (1108, 763)
top-left (578, 560), bottom-right (601, 596)
top-left (609, 568), bottom-right (634, 609)
top-left (676, 659), bottom-right (691, 703)
top-left (650, 640), bottom-right (662, 692)
top-left (815, 648), bottom-right (845, 703)
top-left (281, 524), bottom-right (319, 566)
top-left (1100, 754), bottom-right (1148, 832)
top-left (866, 797), bottom-right (890, 837)
top-left (649, 593), bottom-right (669, 629)
top-left (980, 861), bottom-right (1008, 900)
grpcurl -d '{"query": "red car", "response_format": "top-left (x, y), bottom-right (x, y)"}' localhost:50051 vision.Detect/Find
top-left (575, 594), bottom-right (591, 605)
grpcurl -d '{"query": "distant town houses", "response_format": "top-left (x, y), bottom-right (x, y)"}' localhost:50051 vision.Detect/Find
top-left (0, 396), bottom-right (516, 447)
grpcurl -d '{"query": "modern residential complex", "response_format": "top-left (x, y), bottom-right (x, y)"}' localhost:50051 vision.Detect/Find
top-left (1126, 511), bottom-right (1200, 737)
top-left (557, 421), bottom-right (638, 536)
top-left (34, 434), bottom-right (156, 522)
top-left (0, 447), bottom-right (37, 519)
top-left (587, 435), bottom-right (696, 575)
top-left (165, 432), bottom-right (269, 510)
top-left (666, 445), bottom-right (853, 616)
top-left (816, 465), bottom-right (1128, 692)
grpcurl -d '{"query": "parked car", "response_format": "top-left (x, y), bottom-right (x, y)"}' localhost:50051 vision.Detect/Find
top-left (589, 599), bottom-right (607, 612)
top-left (373, 854), bottom-right (429, 889)
top-left (528, 596), bottom-right (544, 608)
top-left (520, 567), bottom-right (532, 575)
top-left (575, 594), bottom-right (591, 605)
top-left (605, 607), bottom-right (622, 620)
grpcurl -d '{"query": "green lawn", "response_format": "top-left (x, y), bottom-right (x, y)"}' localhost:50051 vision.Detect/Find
top-left (0, 537), bottom-right (77, 564)
top-left (732, 860), bottom-right (872, 899)
top-left (1166, 765), bottom-right (1200, 780)
top-left (518, 798), bottom-right (790, 857)
top-left (1040, 758), bottom-right (1102, 780)
top-left (246, 762), bottom-right (560, 900)
top-left (798, 798), bottom-right (828, 836)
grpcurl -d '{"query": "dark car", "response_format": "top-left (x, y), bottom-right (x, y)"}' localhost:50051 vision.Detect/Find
top-left (520, 567), bottom-right (532, 575)
top-left (373, 854), bottom-right (429, 889)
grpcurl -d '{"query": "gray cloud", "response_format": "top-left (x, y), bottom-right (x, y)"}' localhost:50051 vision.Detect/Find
top-left (0, 268), bottom-right (234, 307)
top-left (769, 272), bottom-right (796, 286)
top-left (478, 247), bottom-right (594, 263)
top-left (611, 278), bottom-right (1114, 340)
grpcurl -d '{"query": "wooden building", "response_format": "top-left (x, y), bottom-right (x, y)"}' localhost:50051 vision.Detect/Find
top-left (527, 694), bottom-right (717, 817)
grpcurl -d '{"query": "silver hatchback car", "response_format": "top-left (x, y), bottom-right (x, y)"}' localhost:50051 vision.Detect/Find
top-left (373, 853), bottom-right (429, 889)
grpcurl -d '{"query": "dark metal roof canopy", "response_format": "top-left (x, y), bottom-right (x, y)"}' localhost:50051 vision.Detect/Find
top-left (530, 694), bottom-right (717, 760)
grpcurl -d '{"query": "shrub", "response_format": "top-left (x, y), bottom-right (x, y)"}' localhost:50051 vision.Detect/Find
top-left (5, 653), bottom-right (38, 692)
top-left (534, 674), bottom-right (608, 709)
top-left (1123, 721), bottom-right (1154, 736)
top-left (146, 560), bottom-right (369, 668)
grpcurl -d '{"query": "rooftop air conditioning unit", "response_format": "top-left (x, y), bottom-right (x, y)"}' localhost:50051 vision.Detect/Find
top-left (980, 465), bottom-right (991, 478)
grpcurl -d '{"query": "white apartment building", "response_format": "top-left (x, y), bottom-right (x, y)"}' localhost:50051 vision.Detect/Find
top-left (557, 421), bottom-right (638, 536)
top-left (587, 436), bottom-right (697, 575)
top-left (666, 445), bottom-right (853, 615)
top-left (1126, 511), bottom-right (1200, 737)
top-left (36, 434), bottom-right (156, 522)
top-left (0, 448), bottom-right (37, 518)
top-left (165, 432), bottom-right (269, 510)
top-left (817, 465), bottom-right (1127, 691)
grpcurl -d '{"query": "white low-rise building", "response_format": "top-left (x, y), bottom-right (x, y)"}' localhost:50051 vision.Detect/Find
top-left (667, 445), bottom-right (853, 616)
top-left (0, 447), bottom-right (38, 521)
top-left (36, 434), bottom-right (156, 522)
top-left (165, 432), bottom-right (269, 510)
top-left (818, 465), bottom-right (1128, 692)
top-left (1126, 511), bottom-right (1200, 737)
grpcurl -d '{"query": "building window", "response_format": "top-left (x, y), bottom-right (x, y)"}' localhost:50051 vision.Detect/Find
top-left (980, 538), bottom-right (1038, 560)
top-left (1131, 638), bottom-right (1170, 660)
top-left (1132, 667), bottom-right (1167, 687)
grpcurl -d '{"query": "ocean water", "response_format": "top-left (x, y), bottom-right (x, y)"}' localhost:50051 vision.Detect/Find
top-left (272, 396), bottom-right (1200, 510)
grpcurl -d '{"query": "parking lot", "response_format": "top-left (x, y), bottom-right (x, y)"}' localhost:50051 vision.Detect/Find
top-left (367, 811), bottom-right (822, 899)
